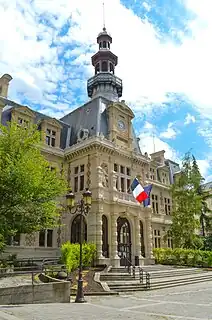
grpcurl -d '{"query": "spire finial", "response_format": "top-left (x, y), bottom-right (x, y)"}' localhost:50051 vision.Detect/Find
top-left (102, 1), bottom-right (106, 31)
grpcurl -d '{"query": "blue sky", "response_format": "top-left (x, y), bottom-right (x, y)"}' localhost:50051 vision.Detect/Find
top-left (0, 0), bottom-right (211, 181)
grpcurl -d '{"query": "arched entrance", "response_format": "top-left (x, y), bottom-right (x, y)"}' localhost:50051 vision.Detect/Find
top-left (140, 221), bottom-right (145, 257)
top-left (117, 217), bottom-right (131, 266)
top-left (71, 214), bottom-right (87, 243)
top-left (102, 215), bottom-right (109, 258)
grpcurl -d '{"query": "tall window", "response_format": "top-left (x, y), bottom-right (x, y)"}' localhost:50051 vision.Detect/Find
top-left (102, 61), bottom-right (108, 72)
top-left (151, 194), bottom-right (159, 214)
top-left (114, 164), bottom-right (131, 193)
top-left (18, 117), bottom-right (29, 128)
top-left (164, 198), bottom-right (171, 215)
top-left (73, 165), bottom-right (84, 192)
top-left (7, 234), bottom-right (20, 246)
top-left (153, 229), bottom-right (161, 248)
top-left (162, 172), bottom-right (169, 184)
top-left (46, 128), bottom-right (56, 147)
top-left (39, 229), bottom-right (53, 247)
top-left (167, 236), bottom-right (173, 248)
top-left (71, 215), bottom-right (87, 243)
top-left (150, 167), bottom-right (156, 180)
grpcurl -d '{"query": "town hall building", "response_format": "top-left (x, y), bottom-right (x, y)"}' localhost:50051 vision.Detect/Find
top-left (0, 26), bottom-right (181, 266)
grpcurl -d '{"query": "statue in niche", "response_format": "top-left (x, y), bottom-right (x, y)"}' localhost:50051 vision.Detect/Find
top-left (101, 163), bottom-right (109, 188)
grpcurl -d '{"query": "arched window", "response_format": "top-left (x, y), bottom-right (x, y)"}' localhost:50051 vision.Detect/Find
top-left (102, 61), bottom-right (108, 72)
top-left (103, 41), bottom-right (106, 48)
top-left (108, 42), bottom-right (110, 49)
top-left (95, 63), bottom-right (100, 74)
top-left (99, 42), bottom-right (102, 49)
top-left (71, 215), bottom-right (87, 243)
top-left (140, 221), bottom-right (145, 257)
top-left (110, 63), bottom-right (114, 74)
top-left (102, 215), bottom-right (109, 258)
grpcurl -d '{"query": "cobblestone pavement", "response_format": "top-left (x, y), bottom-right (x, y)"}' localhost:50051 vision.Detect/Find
top-left (0, 281), bottom-right (212, 320)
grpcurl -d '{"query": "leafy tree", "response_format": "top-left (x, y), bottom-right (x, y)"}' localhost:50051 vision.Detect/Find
top-left (168, 152), bottom-right (205, 249)
top-left (0, 122), bottom-right (67, 247)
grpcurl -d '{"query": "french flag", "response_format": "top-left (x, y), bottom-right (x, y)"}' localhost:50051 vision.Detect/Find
top-left (131, 178), bottom-right (148, 203)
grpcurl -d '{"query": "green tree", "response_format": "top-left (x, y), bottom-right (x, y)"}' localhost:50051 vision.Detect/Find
top-left (0, 122), bottom-right (67, 247)
top-left (168, 152), bottom-right (204, 249)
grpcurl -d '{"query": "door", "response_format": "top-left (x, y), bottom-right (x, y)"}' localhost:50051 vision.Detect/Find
top-left (117, 217), bottom-right (131, 266)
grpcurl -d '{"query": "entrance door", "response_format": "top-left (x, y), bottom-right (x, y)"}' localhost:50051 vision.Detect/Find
top-left (117, 217), bottom-right (131, 266)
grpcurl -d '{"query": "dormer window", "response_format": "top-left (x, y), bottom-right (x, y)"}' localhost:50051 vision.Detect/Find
top-left (46, 128), bottom-right (56, 147)
top-left (18, 117), bottom-right (29, 128)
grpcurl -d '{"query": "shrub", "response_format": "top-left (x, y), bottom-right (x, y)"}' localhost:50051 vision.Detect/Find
top-left (153, 248), bottom-right (212, 267)
top-left (61, 242), bottom-right (96, 273)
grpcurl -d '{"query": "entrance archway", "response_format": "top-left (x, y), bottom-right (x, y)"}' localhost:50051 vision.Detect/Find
top-left (117, 217), bottom-right (131, 266)
top-left (140, 221), bottom-right (145, 257)
top-left (102, 215), bottom-right (109, 258)
top-left (71, 215), bottom-right (87, 243)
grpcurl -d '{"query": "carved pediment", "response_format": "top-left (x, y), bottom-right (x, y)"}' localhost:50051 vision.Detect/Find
top-left (108, 101), bottom-right (135, 119)
top-left (12, 105), bottom-right (36, 118)
top-left (41, 118), bottom-right (62, 129)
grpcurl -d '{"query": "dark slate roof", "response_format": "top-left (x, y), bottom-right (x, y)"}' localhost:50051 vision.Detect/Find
top-left (60, 96), bottom-right (108, 145)
top-left (1, 96), bottom-right (70, 149)
top-left (165, 159), bottom-right (181, 184)
top-left (1, 95), bottom-right (143, 153)
top-left (202, 181), bottom-right (212, 191)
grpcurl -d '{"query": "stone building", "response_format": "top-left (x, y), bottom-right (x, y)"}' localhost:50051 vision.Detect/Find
top-left (0, 27), bottom-right (181, 266)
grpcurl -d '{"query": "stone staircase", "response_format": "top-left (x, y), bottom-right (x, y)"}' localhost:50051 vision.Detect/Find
top-left (100, 265), bottom-right (212, 292)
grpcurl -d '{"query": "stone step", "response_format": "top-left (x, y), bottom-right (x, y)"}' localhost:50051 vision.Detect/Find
top-left (101, 276), bottom-right (136, 281)
top-left (109, 274), bottom-right (212, 292)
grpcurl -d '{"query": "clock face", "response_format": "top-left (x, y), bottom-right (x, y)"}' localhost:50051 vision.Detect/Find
top-left (117, 119), bottom-right (126, 131)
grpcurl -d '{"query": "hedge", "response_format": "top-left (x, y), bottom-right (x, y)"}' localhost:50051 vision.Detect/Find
top-left (153, 248), bottom-right (212, 267)
top-left (61, 242), bottom-right (96, 273)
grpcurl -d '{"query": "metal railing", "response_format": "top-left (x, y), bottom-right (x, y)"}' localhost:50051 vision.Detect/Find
top-left (124, 257), bottom-right (151, 289)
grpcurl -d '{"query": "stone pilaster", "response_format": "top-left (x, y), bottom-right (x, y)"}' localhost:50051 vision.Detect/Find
top-left (134, 216), bottom-right (144, 265)
top-left (96, 204), bottom-right (104, 260)
top-left (111, 213), bottom-right (120, 267)
top-left (145, 213), bottom-right (154, 261)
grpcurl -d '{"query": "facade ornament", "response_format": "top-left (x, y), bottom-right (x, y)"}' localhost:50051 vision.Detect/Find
top-left (100, 163), bottom-right (109, 188)
top-left (25, 233), bottom-right (36, 247)
top-left (112, 171), bottom-right (118, 190)
top-left (77, 127), bottom-right (89, 143)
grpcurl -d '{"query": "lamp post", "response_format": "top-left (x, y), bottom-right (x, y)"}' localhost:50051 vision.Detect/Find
top-left (66, 188), bottom-right (92, 303)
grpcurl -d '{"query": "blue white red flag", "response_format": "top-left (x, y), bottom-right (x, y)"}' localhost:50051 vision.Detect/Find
top-left (143, 184), bottom-right (153, 207)
top-left (131, 178), bottom-right (148, 203)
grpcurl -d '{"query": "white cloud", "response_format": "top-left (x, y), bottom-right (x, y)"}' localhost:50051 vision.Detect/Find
top-left (184, 113), bottom-right (196, 125)
top-left (0, 0), bottom-right (212, 120)
top-left (197, 159), bottom-right (210, 180)
top-left (160, 122), bottom-right (180, 139)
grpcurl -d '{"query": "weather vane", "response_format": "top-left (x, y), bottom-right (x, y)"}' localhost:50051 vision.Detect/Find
top-left (103, 1), bottom-right (106, 30)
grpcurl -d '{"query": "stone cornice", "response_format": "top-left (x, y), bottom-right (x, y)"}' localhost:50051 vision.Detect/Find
top-left (145, 179), bottom-right (171, 190)
top-left (65, 136), bottom-right (150, 165)
top-left (41, 145), bottom-right (64, 158)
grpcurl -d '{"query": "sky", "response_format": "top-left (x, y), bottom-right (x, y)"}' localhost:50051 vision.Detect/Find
top-left (0, 0), bottom-right (212, 181)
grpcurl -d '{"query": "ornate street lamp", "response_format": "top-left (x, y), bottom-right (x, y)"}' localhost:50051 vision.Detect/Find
top-left (66, 188), bottom-right (92, 303)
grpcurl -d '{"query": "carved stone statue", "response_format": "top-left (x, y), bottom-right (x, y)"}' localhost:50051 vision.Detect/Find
top-left (100, 163), bottom-right (109, 188)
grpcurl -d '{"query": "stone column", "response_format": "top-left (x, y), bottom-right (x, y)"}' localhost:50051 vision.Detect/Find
top-left (135, 216), bottom-right (144, 266)
top-left (145, 215), bottom-right (154, 261)
top-left (111, 213), bottom-right (120, 267)
top-left (96, 204), bottom-right (104, 261)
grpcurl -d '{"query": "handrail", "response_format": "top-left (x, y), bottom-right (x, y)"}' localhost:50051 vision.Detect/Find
top-left (124, 257), bottom-right (151, 289)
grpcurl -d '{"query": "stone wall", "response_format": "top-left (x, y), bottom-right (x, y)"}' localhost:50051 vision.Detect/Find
top-left (0, 281), bottom-right (70, 305)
